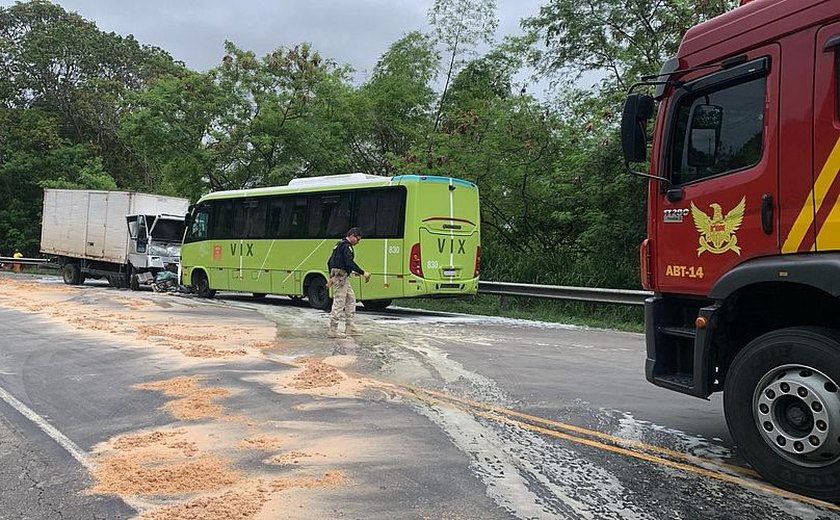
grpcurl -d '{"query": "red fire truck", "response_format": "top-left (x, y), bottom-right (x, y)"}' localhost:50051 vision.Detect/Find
top-left (621, 0), bottom-right (840, 501)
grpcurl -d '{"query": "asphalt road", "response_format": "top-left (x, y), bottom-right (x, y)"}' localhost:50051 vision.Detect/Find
top-left (0, 276), bottom-right (838, 519)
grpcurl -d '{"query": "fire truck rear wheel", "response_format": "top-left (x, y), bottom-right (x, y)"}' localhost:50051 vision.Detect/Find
top-left (724, 326), bottom-right (840, 501)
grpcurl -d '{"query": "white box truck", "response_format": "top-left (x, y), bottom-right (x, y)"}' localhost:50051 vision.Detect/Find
top-left (40, 189), bottom-right (190, 289)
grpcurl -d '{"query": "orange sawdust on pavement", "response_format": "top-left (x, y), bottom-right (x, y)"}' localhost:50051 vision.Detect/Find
top-left (90, 454), bottom-right (238, 496)
top-left (237, 435), bottom-right (285, 450)
top-left (0, 277), bottom-right (362, 519)
top-left (267, 451), bottom-right (327, 465)
top-left (139, 472), bottom-right (344, 520)
top-left (135, 375), bottom-right (231, 420)
top-left (113, 429), bottom-right (187, 451)
top-left (289, 358), bottom-right (345, 389)
top-left (0, 277), bottom-right (275, 361)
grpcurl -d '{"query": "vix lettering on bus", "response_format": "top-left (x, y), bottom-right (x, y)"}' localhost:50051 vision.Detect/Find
top-left (437, 238), bottom-right (466, 255)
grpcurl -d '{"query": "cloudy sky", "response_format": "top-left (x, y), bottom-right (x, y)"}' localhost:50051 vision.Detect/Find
top-left (2, 0), bottom-right (551, 89)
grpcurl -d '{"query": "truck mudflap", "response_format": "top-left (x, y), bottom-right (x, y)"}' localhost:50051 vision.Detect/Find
top-left (645, 295), bottom-right (721, 399)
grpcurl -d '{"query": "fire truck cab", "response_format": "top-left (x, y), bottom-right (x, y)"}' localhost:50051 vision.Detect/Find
top-left (622, 0), bottom-right (840, 501)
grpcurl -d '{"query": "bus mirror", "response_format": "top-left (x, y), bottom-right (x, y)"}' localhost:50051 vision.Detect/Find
top-left (687, 104), bottom-right (723, 168)
top-left (621, 93), bottom-right (654, 163)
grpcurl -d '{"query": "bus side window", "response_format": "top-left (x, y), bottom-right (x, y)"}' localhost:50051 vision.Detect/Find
top-left (322, 193), bottom-right (351, 237)
top-left (376, 189), bottom-right (406, 238)
top-left (233, 201), bottom-right (249, 238)
top-left (189, 207), bottom-right (210, 241)
top-left (288, 197), bottom-right (308, 238)
top-left (354, 191), bottom-right (378, 237)
top-left (249, 199), bottom-right (267, 238)
top-left (352, 188), bottom-right (406, 238)
top-left (267, 198), bottom-right (287, 237)
top-left (212, 200), bottom-right (235, 239)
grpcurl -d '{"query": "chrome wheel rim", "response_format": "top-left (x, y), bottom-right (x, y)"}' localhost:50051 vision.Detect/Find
top-left (753, 364), bottom-right (840, 467)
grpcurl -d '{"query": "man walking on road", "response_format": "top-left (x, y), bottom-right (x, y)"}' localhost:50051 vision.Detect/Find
top-left (326, 227), bottom-right (370, 338)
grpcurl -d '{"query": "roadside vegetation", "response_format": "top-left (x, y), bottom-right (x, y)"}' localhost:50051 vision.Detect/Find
top-left (0, 0), bottom-right (737, 327)
top-left (399, 296), bottom-right (644, 332)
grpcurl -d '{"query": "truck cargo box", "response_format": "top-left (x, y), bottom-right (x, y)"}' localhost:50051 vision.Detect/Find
top-left (40, 189), bottom-right (189, 264)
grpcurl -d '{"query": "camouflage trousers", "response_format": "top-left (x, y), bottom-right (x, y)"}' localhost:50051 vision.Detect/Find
top-left (329, 268), bottom-right (356, 328)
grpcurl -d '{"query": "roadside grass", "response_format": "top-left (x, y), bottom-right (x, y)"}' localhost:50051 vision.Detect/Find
top-left (397, 294), bottom-right (644, 332)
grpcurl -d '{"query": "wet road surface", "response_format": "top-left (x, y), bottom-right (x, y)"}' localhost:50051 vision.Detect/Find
top-left (0, 274), bottom-right (838, 519)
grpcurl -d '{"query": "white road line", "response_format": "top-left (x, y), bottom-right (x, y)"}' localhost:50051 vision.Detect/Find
top-left (0, 385), bottom-right (91, 469)
top-left (448, 177), bottom-right (455, 281)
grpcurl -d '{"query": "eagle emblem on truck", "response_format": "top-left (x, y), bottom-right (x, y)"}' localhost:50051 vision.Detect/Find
top-left (690, 197), bottom-right (745, 256)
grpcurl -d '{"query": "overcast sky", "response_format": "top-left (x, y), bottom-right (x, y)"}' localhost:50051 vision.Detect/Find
top-left (2, 0), bottom-right (553, 90)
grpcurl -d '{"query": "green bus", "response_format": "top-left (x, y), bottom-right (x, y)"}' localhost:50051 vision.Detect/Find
top-left (181, 173), bottom-right (481, 310)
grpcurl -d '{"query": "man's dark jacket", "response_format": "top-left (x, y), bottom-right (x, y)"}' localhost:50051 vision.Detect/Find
top-left (327, 239), bottom-right (363, 275)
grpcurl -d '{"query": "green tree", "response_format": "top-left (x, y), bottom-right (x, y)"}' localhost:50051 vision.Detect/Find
top-left (524, 0), bottom-right (738, 90)
top-left (428, 0), bottom-right (498, 135)
top-left (349, 32), bottom-right (438, 174)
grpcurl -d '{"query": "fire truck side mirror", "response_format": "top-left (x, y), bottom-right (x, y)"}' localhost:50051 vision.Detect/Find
top-left (621, 93), bottom-right (654, 164)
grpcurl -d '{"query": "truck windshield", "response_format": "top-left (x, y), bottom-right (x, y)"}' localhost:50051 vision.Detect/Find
top-left (150, 217), bottom-right (186, 243)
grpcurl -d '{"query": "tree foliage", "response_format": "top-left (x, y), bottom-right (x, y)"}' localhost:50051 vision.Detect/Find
top-left (0, 0), bottom-right (737, 290)
top-left (524, 0), bottom-right (738, 90)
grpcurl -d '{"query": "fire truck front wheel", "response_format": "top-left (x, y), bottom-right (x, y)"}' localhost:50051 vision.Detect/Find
top-left (724, 327), bottom-right (840, 501)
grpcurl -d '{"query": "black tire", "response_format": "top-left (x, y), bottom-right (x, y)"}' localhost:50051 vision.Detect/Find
top-left (129, 266), bottom-right (140, 291)
top-left (62, 264), bottom-right (82, 285)
top-left (307, 276), bottom-right (331, 311)
top-left (252, 293), bottom-right (267, 299)
top-left (361, 299), bottom-right (392, 311)
top-left (193, 270), bottom-right (215, 299)
top-left (724, 326), bottom-right (840, 501)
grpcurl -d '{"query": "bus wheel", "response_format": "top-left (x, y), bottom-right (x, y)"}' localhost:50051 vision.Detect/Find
top-left (362, 299), bottom-right (391, 311)
top-left (193, 271), bottom-right (216, 299)
top-left (62, 264), bottom-right (82, 285)
top-left (307, 277), bottom-right (331, 311)
top-left (724, 327), bottom-right (840, 501)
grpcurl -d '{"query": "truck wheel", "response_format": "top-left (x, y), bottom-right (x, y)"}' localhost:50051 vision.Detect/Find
top-left (193, 271), bottom-right (215, 299)
top-left (724, 327), bottom-right (840, 501)
top-left (62, 264), bottom-right (81, 285)
top-left (306, 277), bottom-right (331, 311)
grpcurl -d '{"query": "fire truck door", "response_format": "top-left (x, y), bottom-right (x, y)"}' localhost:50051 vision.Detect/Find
top-left (802, 24), bottom-right (840, 253)
top-left (655, 44), bottom-right (780, 295)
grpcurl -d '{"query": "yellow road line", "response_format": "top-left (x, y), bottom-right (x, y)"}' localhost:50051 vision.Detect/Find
top-left (390, 386), bottom-right (840, 512)
top-left (413, 385), bottom-right (757, 478)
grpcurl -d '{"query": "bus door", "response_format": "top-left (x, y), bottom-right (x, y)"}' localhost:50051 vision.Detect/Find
top-left (415, 178), bottom-right (480, 290)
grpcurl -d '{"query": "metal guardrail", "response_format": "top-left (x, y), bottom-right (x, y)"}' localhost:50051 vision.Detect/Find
top-left (0, 256), bottom-right (51, 266)
top-left (478, 281), bottom-right (653, 306)
top-left (0, 259), bottom-right (650, 305)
